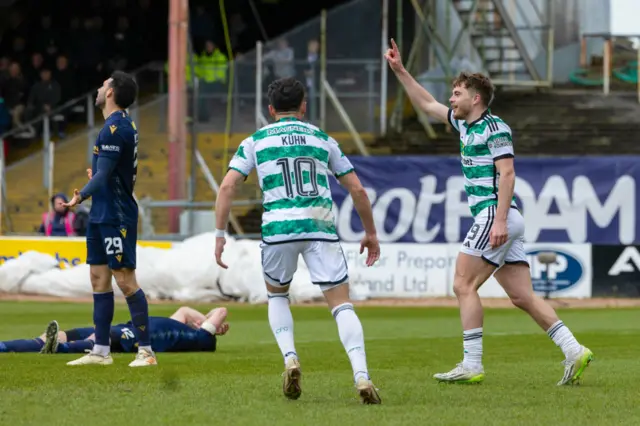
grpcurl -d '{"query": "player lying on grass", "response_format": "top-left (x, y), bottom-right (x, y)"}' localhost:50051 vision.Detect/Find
top-left (385, 38), bottom-right (593, 386)
top-left (0, 306), bottom-right (229, 355)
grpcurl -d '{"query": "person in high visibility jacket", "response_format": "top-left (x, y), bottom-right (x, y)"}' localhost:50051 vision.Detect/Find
top-left (197, 40), bottom-right (228, 84)
top-left (196, 40), bottom-right (228, 121)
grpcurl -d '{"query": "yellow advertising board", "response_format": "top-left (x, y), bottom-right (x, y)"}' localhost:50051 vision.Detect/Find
top-left (0, 237), bottom-right (173, 269)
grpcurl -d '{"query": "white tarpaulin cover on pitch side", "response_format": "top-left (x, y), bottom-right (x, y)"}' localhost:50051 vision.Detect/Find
top-left (0, 233), bottom-right (324, 304)
top-left (0, 232), bottom-right (592, 302)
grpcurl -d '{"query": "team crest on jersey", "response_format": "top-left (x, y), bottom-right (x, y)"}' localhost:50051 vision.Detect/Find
top-left (93, 145), bottom-right (99, 155)
top-left (115, 254), bottom-right (122, 263)
top-left (109, 125), bottom-right (117, 134)
top-left (120, 228), bottom-right (127, 238)
top-left (466, 133), bottom-right (475, 145)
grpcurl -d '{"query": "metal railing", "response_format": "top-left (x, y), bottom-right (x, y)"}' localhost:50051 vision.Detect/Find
top-left (389, 0), bottom-right (555, 135)
top-left (139, 147), bottom-right (262, 239)
top-left (177, 58), bottom-right (384, 137)
top-left (0, 61), bottom-right (165, 233)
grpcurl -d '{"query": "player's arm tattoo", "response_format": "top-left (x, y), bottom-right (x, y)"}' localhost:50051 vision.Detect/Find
top-left (79, 156), bottom-right (118, 201)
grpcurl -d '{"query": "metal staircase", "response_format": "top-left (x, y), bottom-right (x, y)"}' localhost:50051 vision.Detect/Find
top-left (453, 0), bottom-right (552, 84)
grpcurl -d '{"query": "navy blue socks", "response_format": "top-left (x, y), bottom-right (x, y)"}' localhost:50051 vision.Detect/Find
top-left (93, 291), bottom-right (115, 354)
top-left (0, 338), bottom-right (44, 352)
top-left (126, 288), bottom-right (150, 349)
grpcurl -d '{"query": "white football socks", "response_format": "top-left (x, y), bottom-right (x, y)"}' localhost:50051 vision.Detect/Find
top-left (268, 292), bottom-right (298, 364)
top-left (547, 320), bottom-right (582, 358)
top-left (462, 327), bottom-right (483, 370)
top-left (92, 344), bottom-right (110, 357)
top-left (332, 303), bottom-right (369, 382)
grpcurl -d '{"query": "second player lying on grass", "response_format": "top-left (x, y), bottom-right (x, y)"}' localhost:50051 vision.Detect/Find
top-left (0, 306), bottom-right (229, 354)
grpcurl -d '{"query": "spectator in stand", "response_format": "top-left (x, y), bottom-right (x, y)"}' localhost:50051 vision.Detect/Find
top-left (26, 52), bottom-right (45, 87)
top-left (305, 39), bottom-right (320, 121)
top-left (4, 62), bottom-right (28, 130)
top-left (263, 38), bottom-right (295, 83)
top-left (38, 193), bottom-right (77, 237)
top-left (54, 55), bottom-right (76, 103)
top-left (197, 40), bottom-right (228, 122)
top-left (27, 68), bottom-right (62, 136)
top-left (44, 39), bottom-right (60, 67)
top-left (9, 37), bottom-right (29, 67)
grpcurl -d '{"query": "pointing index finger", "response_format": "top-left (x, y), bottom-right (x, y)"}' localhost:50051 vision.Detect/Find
top-left (390, 38), bottom-right (398, 52)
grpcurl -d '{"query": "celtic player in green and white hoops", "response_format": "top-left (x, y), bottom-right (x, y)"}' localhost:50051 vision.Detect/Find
top-left (385, 39), bottom-right (593, 386)
top-left (214, 77), bottom-right (381, 404)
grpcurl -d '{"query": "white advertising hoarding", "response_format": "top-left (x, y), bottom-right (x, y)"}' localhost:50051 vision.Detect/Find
top-left (342, 243), bottom-right (453, 298)
top-left (344, 243), bottom-right (592, 299)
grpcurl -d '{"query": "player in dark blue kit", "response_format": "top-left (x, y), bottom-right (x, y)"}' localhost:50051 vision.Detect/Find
top-left (62, 71), bottom-right (155, 367)
top-left (0, 307), bottom-right (230, 354)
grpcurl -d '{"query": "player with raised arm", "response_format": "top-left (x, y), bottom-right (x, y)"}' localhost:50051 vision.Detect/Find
top-left (385, 39), bottom-right (593, 386)
top-left (62, 71), bottom-right (156, 367)
top-left (214, 77), bottom-right (382, 404)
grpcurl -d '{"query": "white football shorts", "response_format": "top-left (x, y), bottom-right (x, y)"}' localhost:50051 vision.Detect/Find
top-left (460, 204), bottom-right (529, 268)
top-left (261, 240), bottom-right (349, 291)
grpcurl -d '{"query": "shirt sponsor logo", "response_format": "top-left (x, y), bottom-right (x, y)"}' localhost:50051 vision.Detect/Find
top-left (101, 144), bottom-right (120, 152)
top-left (488, 136), bottom-right (512, 149)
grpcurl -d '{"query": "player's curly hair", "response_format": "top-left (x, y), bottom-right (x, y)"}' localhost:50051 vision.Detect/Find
top-left (110, 71), bottom-right (138, 109)
top-left (452, 72), bottom-right (494, 107)
top-left (267, 77), bottom-right (305, 113)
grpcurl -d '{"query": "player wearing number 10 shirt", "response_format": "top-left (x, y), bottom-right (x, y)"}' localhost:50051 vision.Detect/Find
top-left (214, 77), bottom-right (381, 404)
top-left (62, 71), bottom-right (156, 368)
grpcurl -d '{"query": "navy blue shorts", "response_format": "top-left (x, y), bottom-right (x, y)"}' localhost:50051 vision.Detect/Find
top-left (86, 222), bottom-right (137, 270)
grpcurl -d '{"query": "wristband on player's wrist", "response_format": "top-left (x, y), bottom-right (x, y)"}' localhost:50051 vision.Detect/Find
top-left (215, 229), bottom-right (226, 238)
top-left (200, 321), bottom-right (217, 335)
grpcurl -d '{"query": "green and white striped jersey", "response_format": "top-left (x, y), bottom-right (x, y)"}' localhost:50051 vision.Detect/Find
top-left (228, 117), bottom-right (354, 244)
top-left (448, 109), bottom-right (518, 217)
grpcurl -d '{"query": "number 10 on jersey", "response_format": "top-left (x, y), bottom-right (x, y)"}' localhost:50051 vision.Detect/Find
top-left (276, 157), bottom-right (319, 198)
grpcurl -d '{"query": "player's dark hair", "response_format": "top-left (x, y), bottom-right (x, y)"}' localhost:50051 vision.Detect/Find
top-left (109, 70), bottom-right (138, 109)
top-left (452, 72), bottom-right (494, 107)
top-left (267, 77), bottom-right (305, 113)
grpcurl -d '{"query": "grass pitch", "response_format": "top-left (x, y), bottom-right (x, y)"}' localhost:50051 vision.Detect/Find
top-left (0, 301), bottom-right (638, 426)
